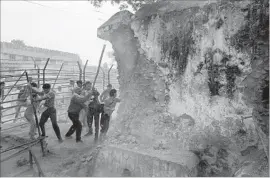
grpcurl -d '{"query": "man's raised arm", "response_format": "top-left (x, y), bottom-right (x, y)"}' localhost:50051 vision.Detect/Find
top-left (73, 91), bottom-right (92, 104)
top-left (100, 90), bottom-right (106, 102)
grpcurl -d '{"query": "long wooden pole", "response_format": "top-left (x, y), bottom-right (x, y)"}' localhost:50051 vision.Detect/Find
top-left (108, 64), bottom-right (114, 85)
top-left (77, 61), bottom-right (82, 81)
top-left (100, 67), bottom-right (105, 90)
top-left (92, 44), bottom-right (106, 90)
top-left (83, 60), bottom-right (89, 83)
top-left (2, 71), bottom-right (26, 101)
top-left (25, 72), bottom-right (45, 156)
top-left (43, 58), bottom-right (50, 85)
top-left (29, 149), bottom-right (45, 177)
top-left (52, 62), bottom-right (64, 89)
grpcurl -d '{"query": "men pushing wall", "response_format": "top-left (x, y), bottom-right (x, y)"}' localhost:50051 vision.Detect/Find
top-left (66, 87), bottom-right (93, 143)
top-left (100, 89), bottom-right (121, 140)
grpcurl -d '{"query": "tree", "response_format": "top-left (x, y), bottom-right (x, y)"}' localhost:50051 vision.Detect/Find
top-left (88, 0), bottom-right (159, 11)
top-left (11, 39), bottom-right (26, 47)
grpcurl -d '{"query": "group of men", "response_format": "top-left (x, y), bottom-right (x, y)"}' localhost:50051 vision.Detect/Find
top-left (66, 80), bottom-right (120, 143)
top-left (9, 80), bottom-right (120, 144)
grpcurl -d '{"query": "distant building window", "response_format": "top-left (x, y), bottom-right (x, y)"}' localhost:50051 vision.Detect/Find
top-left (9, 54), bottom-right (16, 60)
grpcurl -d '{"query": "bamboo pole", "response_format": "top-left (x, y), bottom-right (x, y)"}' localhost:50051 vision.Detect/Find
top-left (25, 72), bottom-right (45, 156)
top-left (43, 58), bottom-right (50, 85)
top-left (92, 44), bottom-right (106, 89)
top-left (108, 64), bottom-right (114, 85)
top-left (83, 60), bottom-right (89, 83)
top-left (77, 61), bottom-right (82, 81)
top-left (52, 62), bottom-right (64, 89)
top-left (2, 71), bottom-right (26, 101)
top-left (29, 149), bottom-right (45, 177)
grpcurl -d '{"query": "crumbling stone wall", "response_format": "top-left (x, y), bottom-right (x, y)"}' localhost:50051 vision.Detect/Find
top-left (97, 0), bottom-right (269, 176)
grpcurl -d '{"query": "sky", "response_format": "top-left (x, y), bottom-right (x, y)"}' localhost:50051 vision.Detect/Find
top-left (1, 0), bottom-right (127, 67)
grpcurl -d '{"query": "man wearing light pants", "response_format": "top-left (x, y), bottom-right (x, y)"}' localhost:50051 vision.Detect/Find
top-left (24, 82), bottom-right (40, 140)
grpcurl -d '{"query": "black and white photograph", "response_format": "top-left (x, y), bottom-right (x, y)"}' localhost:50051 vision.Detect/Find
top-left (0, 0), bottom-right (269, 177)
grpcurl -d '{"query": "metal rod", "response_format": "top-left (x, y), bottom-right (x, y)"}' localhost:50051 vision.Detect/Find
top-left (83, 60), bottom-right (89, 83)
top-left (2, 110), bottom-right (25, 118)
top-left (43, 58), bottom-right (50, 85)
top-left (0, 69), bottom-right (38, 73)
top-left (77, 61), bottom-right (82, 81)
top-left (25, 71), bottom-right (45, 156)
top-left (1, 116), bottom-right (25, 123)
top-left (0, 142), bottom-right (39, 163)
top-left (52, 62), bottom-right (64, 89)
top-left (100, 67), bottom-right (105, 90)
top-left (2, 71), bottom-right (26, 101)
top-left (0, 98), bottom-right (26, 104)
top-left (0, 73), bottom-right (38, 78)
top-left (1, 123), bottom-right (28, 131)
top-left (29, 149), bottom-right (45, 177)
top-left (92, 44), bottom-right (106, 89)
top-left (1, 102), bottom-right (29, 110)
top-left (0, 139), bottom-right (41, 154)
top-left (36, 77), bottom-right (72, 81)
top-left (3, 83), bottom-right (27, 89)
top-left (37, 68), bottom-right (40, 88)
top-left (0, 91), bottom-right (20, 96)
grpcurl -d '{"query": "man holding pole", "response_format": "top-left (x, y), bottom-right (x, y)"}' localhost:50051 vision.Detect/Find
top-left (31, 83), bottom-right (63, 143)
top-left (85, 87), bottom-right (100, 142)
top-left (65, 87), bottom-right (92, 143)
top-left (100, 89), bottom-right (121, 139)
top-left (24, 82), bottom-right (40, 140)
top-left (100, 84), bottom-right (112, 103)
top-left (79, 81), bottom-right (92, 127)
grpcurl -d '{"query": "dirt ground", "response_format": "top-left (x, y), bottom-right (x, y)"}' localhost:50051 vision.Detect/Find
top-left (1, 121), bottom-right (100, 177)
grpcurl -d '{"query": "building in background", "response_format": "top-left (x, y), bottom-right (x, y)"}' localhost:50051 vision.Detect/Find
top-left (0, 40), bottom-right (120, 123)
top-left (1, 40), bottom-right (82, 78)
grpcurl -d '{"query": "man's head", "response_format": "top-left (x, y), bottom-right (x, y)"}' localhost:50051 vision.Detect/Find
top-left (77, 80), bottom-right (83, 88)
top-left (84, 81), bottom-right (92, 90)
top-left (42, 83), bottom-right (51, 94)
top-left (58, 86), bottom-right (62, 92)
top-left (31, 82), bottom-right (38, 88)
top-left (74, 87), bottom-right (82, 95)
top-left (70, 80), bottom-right (75, 87)
top-left (109, 89), bottom-right (117, 98)
top-left (107, 84), bottom-right (112, 90)
top-left (16, 85), bottom-right (22, 90)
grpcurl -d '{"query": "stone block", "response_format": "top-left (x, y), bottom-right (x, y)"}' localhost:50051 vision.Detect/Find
top-left (94, 145), bottom-right (195, 176)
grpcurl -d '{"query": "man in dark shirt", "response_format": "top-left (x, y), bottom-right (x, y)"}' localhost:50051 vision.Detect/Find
top-left (85, 87), bottom-right (101, 142)
top-left (32, 83), bottom-right (63, 143)
top-left (65, 87), bottom-right (92, 143)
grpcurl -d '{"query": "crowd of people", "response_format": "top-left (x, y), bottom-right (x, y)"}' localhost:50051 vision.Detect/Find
top-left (0, 79), bottom-right (121, 144)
